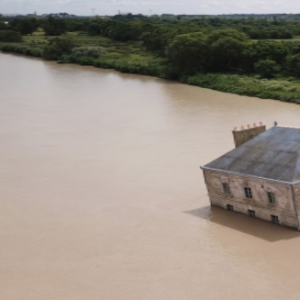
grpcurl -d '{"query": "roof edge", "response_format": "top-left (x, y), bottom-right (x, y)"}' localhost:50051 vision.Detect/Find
top-left (277, 125), bottom-right (300, 130)
top-left (200, 166), bottom-right (300, 185)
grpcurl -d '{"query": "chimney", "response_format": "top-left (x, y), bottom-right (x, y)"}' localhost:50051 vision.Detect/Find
top-left (232, 122), bottom-right (266, 148)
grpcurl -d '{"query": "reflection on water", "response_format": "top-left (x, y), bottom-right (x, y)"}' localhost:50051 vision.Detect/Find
top-left (186, 206), bottom-right (300, 242)
top-left (1, 53), bottom-right (300, 300)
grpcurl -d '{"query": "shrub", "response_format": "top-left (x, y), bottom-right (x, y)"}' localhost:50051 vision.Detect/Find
top-left (43, 35), bottom-right (78, 60)
top-left (71, 46), bottom-right (105, 59)
top-left (0, 30), bottom-right (22, 42)
top-left (0, 43), bottom-right (42, 57)
top-left (254, 59), bottom-right (280, 78)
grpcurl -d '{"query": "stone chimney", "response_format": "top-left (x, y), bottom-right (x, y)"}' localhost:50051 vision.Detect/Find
top-left (232, 122), bottom-right (266, 148)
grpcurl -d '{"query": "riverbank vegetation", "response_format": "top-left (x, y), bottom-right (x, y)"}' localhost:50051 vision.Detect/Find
top-left (1, 13), bottom-right (300, 102)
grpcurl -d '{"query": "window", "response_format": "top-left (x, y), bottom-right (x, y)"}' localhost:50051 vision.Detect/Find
top-left (244, 187), bottom-right (252, 199)
top-left (248, 209), bottom-right (256, 217)
top-left (267, 192), bottom-right (276, 204)
top-left (226, 204), bottom-right (234, 211)
top-left (271, 215), bottom-right (280, 224)
top-left (222, 182), bottom-right (231, 194)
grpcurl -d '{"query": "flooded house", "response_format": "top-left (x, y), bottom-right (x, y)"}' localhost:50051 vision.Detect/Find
top-left (201, 123), bottom-right (300, 230)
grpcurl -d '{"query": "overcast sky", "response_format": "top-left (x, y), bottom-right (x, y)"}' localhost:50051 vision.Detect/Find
top-left (1, 0), bottom-right (299, 16)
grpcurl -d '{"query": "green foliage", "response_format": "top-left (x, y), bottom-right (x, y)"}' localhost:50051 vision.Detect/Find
top-left (284, 54), bottom-right (300, 77)
top-left (206, 29), bottom-right (249, 72)
top-left (0, 30), bottom-right (22, 42)
top-left (166, 32), bottom-right (209, 77)
top-left (207, 28), bottom-right (249, 44)
top-left (185, 73), bottom-right (300, 104)
top-left (240, 24), bottom-right (293, 39)
top-left (244, 40), bottom-right (289, 72)
top-left (42, 16), bottom-right (66, 36)
top-left (87, 20), bottom-right (144, 42)
top-left (71, 46), bottom-right (105, 59)
top-left (94, 53), bottom-right (164, 76)
top-left (61, 55), bottom-right (95, 65)
top-left (109, 21), bottom-right (143, 41)
top-left (254, 59), bottom-right (280, 78)
top-left (15, 18), bottom-right (38, 35)
top-left (9, 17), bottom-right (39, 35)
top-left (65, 19), bottom-right (89, 32)
top-left (43, 35), bottom-right (78, 60)
top-left (88, 22), bottom-right (101, 36)
top-left (0, 43), bottom-right (42, 56)
top-left (141, 31), bottom-right (173, 55)
top-left (166, 29), bottom-right (250, 76)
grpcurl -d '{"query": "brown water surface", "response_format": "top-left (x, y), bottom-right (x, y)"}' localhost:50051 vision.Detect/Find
top-left (1, 53), bottom-right (300, 300)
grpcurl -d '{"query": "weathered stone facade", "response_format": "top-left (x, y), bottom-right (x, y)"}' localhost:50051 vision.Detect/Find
top-left (203, 169), bottom-right (300, 229)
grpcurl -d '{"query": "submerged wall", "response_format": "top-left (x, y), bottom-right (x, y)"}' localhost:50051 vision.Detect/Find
top-left (203, 169), bottom-right (299, 230)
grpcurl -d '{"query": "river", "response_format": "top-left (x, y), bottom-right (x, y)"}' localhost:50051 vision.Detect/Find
top-left (1, 52), bottom-right (300, 300)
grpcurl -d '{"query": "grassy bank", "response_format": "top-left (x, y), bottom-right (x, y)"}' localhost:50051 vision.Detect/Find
top-left (1, 34), bottom-right (300, 104)
top-left (184, 74), bottom-right (300, 104)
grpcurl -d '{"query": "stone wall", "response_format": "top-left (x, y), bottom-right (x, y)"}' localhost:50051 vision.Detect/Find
top-left (203, 169), bottom-right (299, 229)
top-left (291, 181), bottom-right (300, 227)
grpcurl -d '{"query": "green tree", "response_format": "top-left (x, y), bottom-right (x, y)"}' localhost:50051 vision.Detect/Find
top-left (88, 22), bottom-right (101, 35)
top-left (16, 18), bottom-right (36, 35)
top-left (43, 35), bottom-right (78, 60)
top-left (209, 37), bottom-right (248, 71)
top-left (42, 16), bottom-right (66, 36)
top-left (206, 29), bottom-right (249, 72)
top-left (207, 28), bottom-right (249, 44)
top-left (141, 31), bottom-right (174, 55)
top-left (254, 59), bottom-right (280, 78)
top-left (244, 40), bottom-right (289, 72)
top-left (0, 30), bottom-right (22, 42)
top-left (284, 54), bottom-right (300, 77)
top-left (166, 32), bottom-right (209, 77)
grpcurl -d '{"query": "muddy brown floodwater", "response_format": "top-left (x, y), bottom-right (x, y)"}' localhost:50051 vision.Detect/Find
top-left (1, 52), bottom-right (300, 300)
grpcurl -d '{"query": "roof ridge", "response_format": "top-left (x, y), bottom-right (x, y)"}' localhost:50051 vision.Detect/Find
top-left (277, 125), bottom-right (300, 130)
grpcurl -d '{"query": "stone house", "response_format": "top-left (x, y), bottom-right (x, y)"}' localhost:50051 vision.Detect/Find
top-left (201, 123), bottom-right (300, 230)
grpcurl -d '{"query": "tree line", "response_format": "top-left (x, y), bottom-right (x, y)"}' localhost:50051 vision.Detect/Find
top-left (2, 14), bottom-right (300, 39)
top-left (2, 14), bottom-right (300, 78)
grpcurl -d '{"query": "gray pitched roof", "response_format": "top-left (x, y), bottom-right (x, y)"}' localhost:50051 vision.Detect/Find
top-left (203, 126), bottom-right (300, 183)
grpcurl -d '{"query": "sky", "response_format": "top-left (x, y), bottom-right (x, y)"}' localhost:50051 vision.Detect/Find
top-left (1, 0), bottom-right (299, 16)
